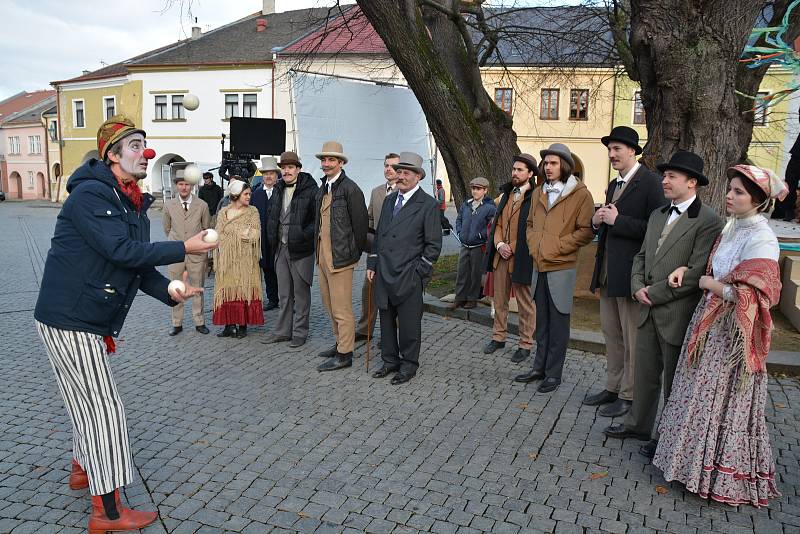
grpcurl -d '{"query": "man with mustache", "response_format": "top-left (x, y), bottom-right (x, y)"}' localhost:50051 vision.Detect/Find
top-left (263, 151), bottom-right (319, 347)
top-left (356, 152), bottom-right (400, 342)
top-left (604, 150), bottom-right (722, 459)
top-left (314, 141), bottom-right (368, 372)
top-left (33, 116), bottom-right (216, 533)
top-left (583, 127), bottom-right (665, 417)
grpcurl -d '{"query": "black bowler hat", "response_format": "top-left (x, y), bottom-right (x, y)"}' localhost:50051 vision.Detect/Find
top-left (656, 150), bottom-right (708, 186)
top-left (601, 126), bottom-right (642, 155)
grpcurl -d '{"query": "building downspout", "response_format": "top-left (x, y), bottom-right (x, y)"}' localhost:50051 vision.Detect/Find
top-left (55, 86), bottom-right (64, 203)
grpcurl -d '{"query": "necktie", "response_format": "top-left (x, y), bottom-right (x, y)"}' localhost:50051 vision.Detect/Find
top-left (668, 205), bottom-right (682, 216)
top-left (284, 182), bottom-right (295, 188)
top-left (183, 202), bottom-right (188, 212)
top-left (544, 184), bottom-right (560, 194)
top-left (512, 186), bottom-right (520, 201)
top-left (386, 185), bottom-right (392, 194)
top-left (393, 194), bottom-right (404, 216)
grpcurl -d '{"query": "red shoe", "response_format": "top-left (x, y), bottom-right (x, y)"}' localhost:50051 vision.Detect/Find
top-left (88, 490), bottom-right (157, 534)
top-left (69, 459), bottom-right (89, 490)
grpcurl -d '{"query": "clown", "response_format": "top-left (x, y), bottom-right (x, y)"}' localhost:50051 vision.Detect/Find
top-left (33, 115), bottom-right (217, 533)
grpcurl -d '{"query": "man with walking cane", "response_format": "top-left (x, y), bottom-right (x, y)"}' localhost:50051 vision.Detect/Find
top-left (367, 152), bottom-right (442, 384)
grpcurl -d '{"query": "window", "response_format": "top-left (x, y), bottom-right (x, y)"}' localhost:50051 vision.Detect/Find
top-left (225, 94), bottom-right (239, 119)
top-left (8, 136), bottom-right (20, 154)
top-left (754, 92), bottom-right (769, 126)
top-left (28, 135), bottom-right (41, 154)
top-left (242, 94), bottom-right (258, 118)
top-left (569, 89), bottom-right (589, 120)
top-left (494, 88), bottom-right (513, 115)
top-left (104, 97), bottom-right (116, 119)
top-left (540, 89), bottom-right (559, 120)
top-left (171, 95), bottom-right (185, 119)
top-left (48, 120), bottom-right (58, 141)
top-left (633, 91), bottom-right (645, 125)
top-left (154, 95), bottom-right (168, 120)
top-left (28, 171), bottom-right (34, 187)
top-left (73, 100), bottom-right (85, 128)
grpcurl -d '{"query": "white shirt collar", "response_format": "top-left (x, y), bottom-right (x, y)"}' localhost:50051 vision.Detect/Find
top-left (617, 162), bottom-right (640, 183)
top-left (396, 184), bottom-right (420, 201)
top-left (672, 194), bottom-right (696, 213)
top-left (179, 194), bottom-right (192, 206)
top-left (325, 171), bottom-right (342, 189)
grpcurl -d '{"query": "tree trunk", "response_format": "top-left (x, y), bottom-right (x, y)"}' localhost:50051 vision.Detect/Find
top-left (629, 0), bottom-right (767, 213)
top-left (357, 0), bottom-right (519, 204)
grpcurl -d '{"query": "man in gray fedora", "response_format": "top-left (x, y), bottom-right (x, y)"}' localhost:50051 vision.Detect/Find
top-left (604, 150), bottom-right (722, 459)
top-left (518, 143), bottom-right (594, 393)
top-left (367, 152), bottom-right (442, 385)
top-left (584, 126), bottom-right (665, 418)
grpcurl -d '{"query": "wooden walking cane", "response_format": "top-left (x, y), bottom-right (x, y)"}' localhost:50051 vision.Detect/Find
top-left (366, 277), bottom-right (373, 372)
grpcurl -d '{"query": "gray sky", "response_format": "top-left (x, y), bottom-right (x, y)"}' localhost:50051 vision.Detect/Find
top-left (0, 0), bottom-right (352, 100)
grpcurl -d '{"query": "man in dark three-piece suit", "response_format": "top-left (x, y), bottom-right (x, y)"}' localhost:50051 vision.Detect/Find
top-left (367, 152), bottom-right (442, 385)
top-left (584, 126), bottom-right (665, 418)
top-left (604, 150), bottom-right (722, 459)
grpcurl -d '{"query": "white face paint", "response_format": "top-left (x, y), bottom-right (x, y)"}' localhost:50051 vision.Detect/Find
top-left (110, 134), bottom-right (148, 181)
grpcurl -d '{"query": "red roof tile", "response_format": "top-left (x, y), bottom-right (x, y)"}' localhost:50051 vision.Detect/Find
top-left (0, 91), bottom-right (56, 121)
top-left (282, 5), bottom-right (387, 55)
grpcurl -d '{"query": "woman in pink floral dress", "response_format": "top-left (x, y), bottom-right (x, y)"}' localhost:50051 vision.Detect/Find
top-left (653, 165), bottom-right (789, 507)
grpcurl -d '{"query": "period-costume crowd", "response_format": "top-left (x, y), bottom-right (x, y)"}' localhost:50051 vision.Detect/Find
top-left (32, 115), bottom-right (789, 531)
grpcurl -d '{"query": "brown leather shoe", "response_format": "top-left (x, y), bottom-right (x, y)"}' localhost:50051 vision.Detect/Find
top-left (88, 490), bottom-right (157, 534)
top-left (69, 459), bottom-right (88, 490)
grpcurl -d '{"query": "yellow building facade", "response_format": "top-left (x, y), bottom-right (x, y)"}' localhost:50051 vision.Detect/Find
top-left (56, 79), bottom-right (143, 181)
top-left (484, 65), bottom-right (793, 203)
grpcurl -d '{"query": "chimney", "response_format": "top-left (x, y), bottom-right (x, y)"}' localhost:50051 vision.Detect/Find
top-left (191, 26), bottom-right (201, 39)
top-left (262, 0), bottom-right (275, 15)
top-left (256, 18), bottom-right (268, 32)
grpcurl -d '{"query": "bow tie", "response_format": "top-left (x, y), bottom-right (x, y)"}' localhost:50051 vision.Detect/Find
top-left (544, 184), bottom-right (561, 194)
top-left (668, 205), bottom-right (682, 215)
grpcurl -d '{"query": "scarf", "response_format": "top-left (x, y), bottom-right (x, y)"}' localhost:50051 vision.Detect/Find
top-left (116, 177), bottom-right (143, 212)
top-left (686, 239), bottom-right (781, 374)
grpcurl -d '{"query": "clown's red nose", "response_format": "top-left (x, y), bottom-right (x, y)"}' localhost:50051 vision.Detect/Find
top-left (143, 148), bottom-right (156, 160)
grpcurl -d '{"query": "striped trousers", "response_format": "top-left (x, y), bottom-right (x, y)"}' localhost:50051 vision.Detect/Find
top-left (36, 321), bottom-right (134, 495)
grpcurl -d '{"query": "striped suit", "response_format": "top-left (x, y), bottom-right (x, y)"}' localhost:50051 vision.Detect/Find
top-left (36, 322), bottom-right (134, 495)
top-left (624, 197), bottom-right (722, 438)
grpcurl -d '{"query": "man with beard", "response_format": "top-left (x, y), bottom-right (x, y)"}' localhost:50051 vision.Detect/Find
top-left (355, 152), bottom-right (400, 342)
top-left (483, 154), bottom-right (538, 364)
top-left (583, 127), bottom-right (665, 417)
top-left (33, 116), bottom-right (216, 533)
top-left (314, 141), bottom-right (368, 372)
top-left (263, 151), bottom-right (319, 347)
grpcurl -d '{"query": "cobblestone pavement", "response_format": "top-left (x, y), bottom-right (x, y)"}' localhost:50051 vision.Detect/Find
top-left (1, 201), bottom-right (799, 534)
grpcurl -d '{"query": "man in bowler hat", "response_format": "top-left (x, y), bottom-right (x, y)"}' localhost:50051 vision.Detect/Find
top-left (583, 127), bottom-right (665, 417)
top-left (604, 150), bottom-right (722, 458)
top-left (367, 152), bottom-right (442, 384)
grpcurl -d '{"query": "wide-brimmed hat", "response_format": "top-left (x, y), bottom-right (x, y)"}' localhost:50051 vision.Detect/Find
top-left (97, 115), bottom-right (146, 159)
top-left (259, 156), bottom-right (280, 173)
top-left (470, 176), bottom-right (490, 188)
top-left (727, 164), bottom-right (789, 201)
top-left (278, 151), bottom-right (302, 168)
top-left (656, 150), bottom-right (708, 186)
top-left (539, 143), bottom-right (575, 168)
top-left (315, 141), bottom-right (348, 164)
top-left (601, 126), bottom-right (642, 155)
top-left (513, 153), bottom-right (538, 172)
top-left (391, 152), bottom-right (426, 178)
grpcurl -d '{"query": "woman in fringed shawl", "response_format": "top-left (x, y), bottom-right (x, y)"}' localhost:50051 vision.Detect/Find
top-left (653, 164), bottom-right (789, 508)
top-left (212, 180), bottom-right (264, 338)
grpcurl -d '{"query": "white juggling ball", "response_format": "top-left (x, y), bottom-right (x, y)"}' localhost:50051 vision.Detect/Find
top-left (183, 164), bottom-right (202, 185)
top-left (182, 94), bottom-right (200, 111)
top-left (168, 280), bottom-right (186, 295)
top-left (203, 229), bottom-right (219, 243)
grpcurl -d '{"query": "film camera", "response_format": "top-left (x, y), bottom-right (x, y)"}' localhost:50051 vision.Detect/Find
top-left (218, 117), bottom-right (286, 183)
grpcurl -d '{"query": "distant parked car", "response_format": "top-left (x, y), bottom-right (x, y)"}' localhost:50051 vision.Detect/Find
top-left (0, 191), bottom-right (5, 201)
